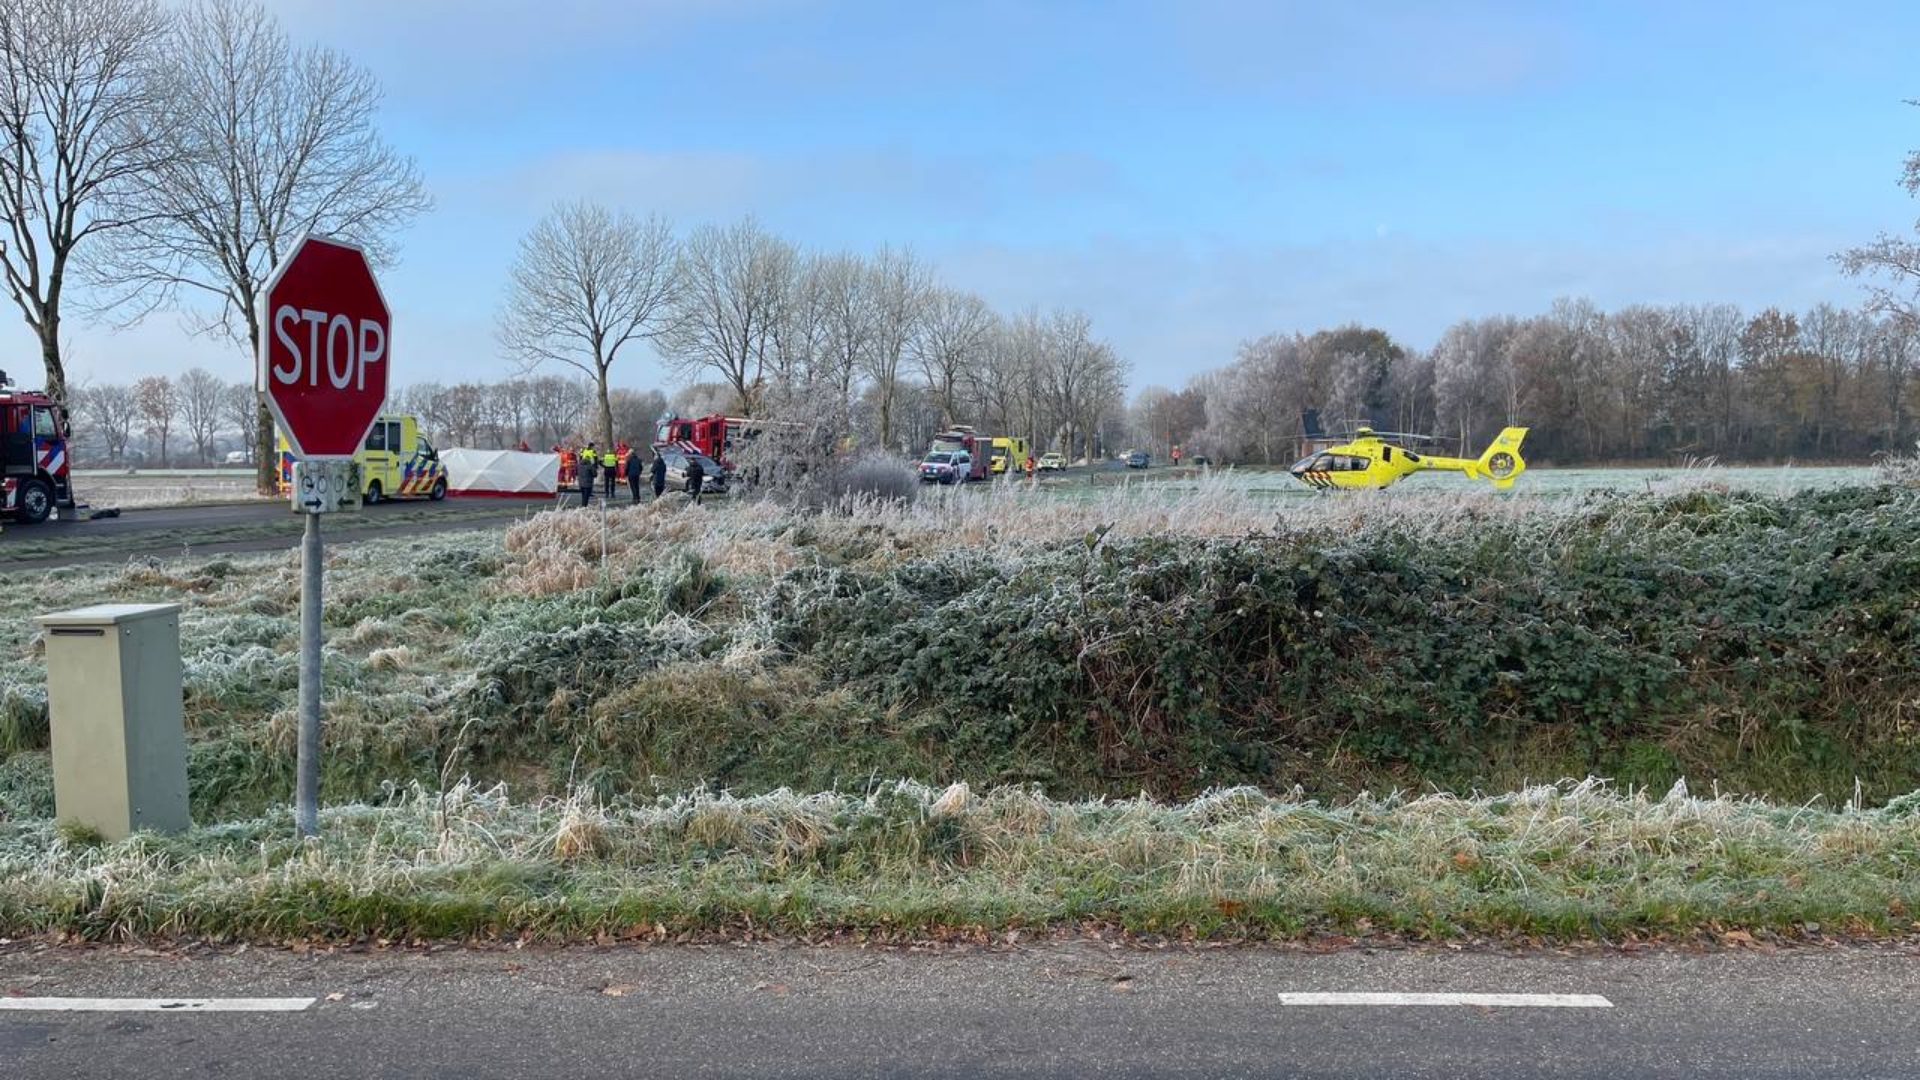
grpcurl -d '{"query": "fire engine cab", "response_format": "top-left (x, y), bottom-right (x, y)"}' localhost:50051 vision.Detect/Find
top-left (0, 370), bottom-right (76, 524)
top-left (655, 414), bottom-right (807, 476)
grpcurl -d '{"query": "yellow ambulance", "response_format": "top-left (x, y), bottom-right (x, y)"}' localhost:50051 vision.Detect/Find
top-left (277, 413), bottom-right (448, 502)
top-left (988, 436), bottom-right (1030, 475)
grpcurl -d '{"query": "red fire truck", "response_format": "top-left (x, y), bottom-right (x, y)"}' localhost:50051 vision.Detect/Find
top-left (655, 414), bottom-right (736, 470)
top-left (1, 372), bottom-right (77, 524)
top-left (654, 414), bottom-right (808, 476)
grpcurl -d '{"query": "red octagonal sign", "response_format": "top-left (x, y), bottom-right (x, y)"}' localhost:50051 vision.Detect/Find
top-left (257, 236), bottom-right (390, 458)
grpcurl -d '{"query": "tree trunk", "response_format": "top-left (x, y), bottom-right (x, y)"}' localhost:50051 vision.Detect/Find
top-left (39, 331), bottom-right (67, 417)
top-left (595, 366), bottom-right (614, 450)
top-left (255, 403), bottom-right (277, 495)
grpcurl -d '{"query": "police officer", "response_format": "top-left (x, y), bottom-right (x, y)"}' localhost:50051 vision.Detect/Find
top-left (600, 446), bottom-right (618, 500)
top-left (577, 442), bottom-right (598, 506)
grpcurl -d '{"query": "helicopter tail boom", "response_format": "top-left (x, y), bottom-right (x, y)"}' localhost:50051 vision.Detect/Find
top-left (1408, 426), bottom-right (1529, 487)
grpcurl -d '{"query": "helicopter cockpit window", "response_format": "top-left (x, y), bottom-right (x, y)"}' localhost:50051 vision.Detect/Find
top-left (1333, 455), bottom-right (1369, 471)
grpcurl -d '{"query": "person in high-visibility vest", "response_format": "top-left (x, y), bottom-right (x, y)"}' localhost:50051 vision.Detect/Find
top-left (600, 448), bottom-right (618, 500)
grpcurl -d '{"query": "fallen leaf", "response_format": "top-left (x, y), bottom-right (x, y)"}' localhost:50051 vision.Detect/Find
top-left (1721, 931), bottom-right (1754, 946)
top-left (325, 992), bottom-right (346, 1003)
top-left (601, 984), bottom-right (636, 997)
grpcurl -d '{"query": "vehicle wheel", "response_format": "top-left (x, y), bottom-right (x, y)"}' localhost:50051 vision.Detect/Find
top-left (428, 478), bottom-right (447, 501)
top-left (365, 480), bottom-right (383, 505)
top-left (14, 478), bottom-right (51, 524)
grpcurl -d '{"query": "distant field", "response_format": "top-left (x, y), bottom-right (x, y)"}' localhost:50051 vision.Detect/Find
top-left (71, 468), bottom-right (266, 509)
top-left (1073, 463), bottom-right (1879, 499)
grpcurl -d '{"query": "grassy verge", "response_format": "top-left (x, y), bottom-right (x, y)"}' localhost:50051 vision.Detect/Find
top-left (2, 780), bottom-right (1915, 943)
top-left (4, 481), bottom-right (1920, 823)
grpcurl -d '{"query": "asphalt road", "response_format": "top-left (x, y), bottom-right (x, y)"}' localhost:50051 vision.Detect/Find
top-left (2, 940), bottom-right (1915, 1079)
top-left (1, 496), bottom-right (568, 570)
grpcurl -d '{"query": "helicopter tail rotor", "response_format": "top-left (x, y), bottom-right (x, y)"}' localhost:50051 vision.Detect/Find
top-left (1471, 427), bottom-right (1529, 488)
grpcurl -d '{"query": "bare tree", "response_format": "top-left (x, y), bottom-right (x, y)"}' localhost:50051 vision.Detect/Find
top-left (488, 379), bottom-right (530, 447)
top-left (497, 201), bottom-right (677, 449)
top-left (812, 250), bottom-right (872, 412)
top-left (0, 0), bottom-right (170, 413)
top-left (175, 366), bottom-right (222, 463)
top-left (435, 382), bottom-right (488, 447)
top-left (663, 216), bottom-right (794, 417)
top-left (525, 374), bottom-right (590, 448)
top-left (132, 373), bottom-right (173, 465)
top-left (1839, 101), bottom-right (1920, 329)
top-left (609, 387), bottom-right (668, 445)
top-left (96, 0), bottom-right (429, 492)
top-left (76, 382), bottom-right (137, 461)
top-left (221, 380), bottom-right (259, 460)
top-left (912, 287), bottom-right (996, 425)
top-left (860, 245), bottom-right (930, 453)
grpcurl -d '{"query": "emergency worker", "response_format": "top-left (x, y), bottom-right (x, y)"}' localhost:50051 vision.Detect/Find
top-left (626, 445), bottom-right (644, 502)
top-left (650, 452), bottom-right (668, 500)
top-left (577, 443), bottom-right (598, 506)
top-left (601, 447), bottom-right (619, 499)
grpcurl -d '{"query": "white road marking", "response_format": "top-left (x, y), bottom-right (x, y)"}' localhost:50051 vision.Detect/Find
top-left (0, 997), bottom-right (317, 1013)
top-left (1279, 992), bottom-right (1613, 1009)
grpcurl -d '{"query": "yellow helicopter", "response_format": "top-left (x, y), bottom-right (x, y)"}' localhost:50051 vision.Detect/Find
top-left (1289, 425), bottom-right (1530, 491)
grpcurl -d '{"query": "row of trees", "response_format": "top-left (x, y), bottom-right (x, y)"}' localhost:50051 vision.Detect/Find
top-left (70, 369), bottom-right (258, 466)
top-left (498, 209), bottom-right (1130, 461)
top-left (70, 372), bottom-right (663, 465)
top-left (1126, 110), bottom-right (1920, 467)
top-left (1130, 301), bottom-right (1920, 467)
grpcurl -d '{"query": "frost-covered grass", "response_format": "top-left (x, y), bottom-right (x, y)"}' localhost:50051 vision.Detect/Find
top-left (3, 479), bottom-right (1917, 823)
top-left (3, 481), bottom-right (1920, 942)
top-left (1, 779), bottom-right (1915, 942)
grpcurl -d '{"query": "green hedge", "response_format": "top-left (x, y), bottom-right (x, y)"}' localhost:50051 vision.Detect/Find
top-left (767, 487), bottom-right (1920, 799)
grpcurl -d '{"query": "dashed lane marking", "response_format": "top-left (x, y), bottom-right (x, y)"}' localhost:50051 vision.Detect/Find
top-left (0, 997), bottom-right (317, 1013)
top-left (1279, 993), bottom-right (1613, 1009)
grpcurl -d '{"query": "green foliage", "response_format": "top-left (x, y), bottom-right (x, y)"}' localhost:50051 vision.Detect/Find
top-left (2, 486), bottom-right (1918, 823)
top-left (769, 486), bottom-right (1920, 800)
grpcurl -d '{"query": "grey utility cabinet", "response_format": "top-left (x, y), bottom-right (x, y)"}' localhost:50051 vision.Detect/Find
top-left (35, 603), bottom-right (190, 840)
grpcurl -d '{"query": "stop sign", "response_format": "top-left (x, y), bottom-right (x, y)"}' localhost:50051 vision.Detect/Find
top-left (257, 236), bottom-right (390, 458)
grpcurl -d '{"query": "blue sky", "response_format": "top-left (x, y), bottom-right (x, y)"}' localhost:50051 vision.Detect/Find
top-left (30, 0), bottom-right (1920, 395)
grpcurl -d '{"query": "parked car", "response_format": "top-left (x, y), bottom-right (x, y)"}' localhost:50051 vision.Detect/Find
top-left (661, 448), bottom-right (727, 494)
top-left (919, 450), bottom-right (969, 484)
top-left (1125, 450), bottom-right (1150, 469)
top-left (1037, 452), bottom-right (1066, 471)
top-left (1192, 455), bottom-right (1211, 467)
top-left (223, 449), bottom-right (251, 466)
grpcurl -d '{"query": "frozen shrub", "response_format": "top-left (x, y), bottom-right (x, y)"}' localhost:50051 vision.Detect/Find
top-left (1874, 441), bottom-right (1920, 487)
top-left (810, 454), bottom-right (919, 509)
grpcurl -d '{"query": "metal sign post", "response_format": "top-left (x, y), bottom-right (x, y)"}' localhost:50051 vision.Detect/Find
top-left (289, 461), bottom-right (358, 836)
top-left (258, 234), bottom-right (389, 840)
